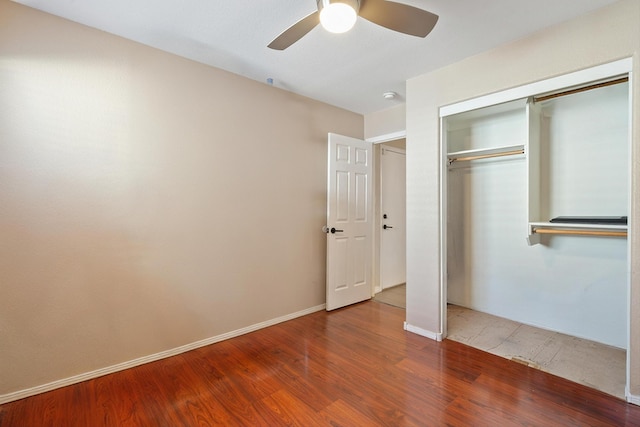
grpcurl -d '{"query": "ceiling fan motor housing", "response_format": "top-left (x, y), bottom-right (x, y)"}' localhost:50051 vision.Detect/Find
top-left (317, 0), bottom-right (361, 14)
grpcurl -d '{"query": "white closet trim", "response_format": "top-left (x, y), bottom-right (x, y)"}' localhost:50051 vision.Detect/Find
top-left (440, 57), bottom-right (632, 117)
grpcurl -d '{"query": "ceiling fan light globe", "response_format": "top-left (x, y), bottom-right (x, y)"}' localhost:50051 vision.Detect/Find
top-left (320, 3), bottom-right (357, 34)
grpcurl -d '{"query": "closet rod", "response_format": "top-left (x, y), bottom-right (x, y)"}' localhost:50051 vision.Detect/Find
top-left (532, 228), bottom-right (627, 238)
top-left (534, 77), bottom-right (628, 103)
top-left (449, 149), bottom-right (524, 164)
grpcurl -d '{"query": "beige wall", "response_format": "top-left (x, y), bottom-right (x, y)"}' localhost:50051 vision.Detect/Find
top-left (364, 104), bottom-right (406, 140)
top-left (0, 0), bottom-right (363, 399)
top-left (406, 0), bottom-right (640, 396)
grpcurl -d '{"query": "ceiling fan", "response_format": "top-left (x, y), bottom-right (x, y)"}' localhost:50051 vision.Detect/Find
top-left (268, 0), bottom-right (439, 50)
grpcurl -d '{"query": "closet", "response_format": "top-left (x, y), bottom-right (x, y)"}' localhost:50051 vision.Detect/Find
top-left (441, 60), bottom-right (632, 353)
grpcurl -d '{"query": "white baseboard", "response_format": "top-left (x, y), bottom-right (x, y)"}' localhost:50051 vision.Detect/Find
top-left (0, 304), bottom-right (326, 405)
top-left (626, 387), bottom-right (640, 406)
top-left (404, 322), bottom-right (443, 342)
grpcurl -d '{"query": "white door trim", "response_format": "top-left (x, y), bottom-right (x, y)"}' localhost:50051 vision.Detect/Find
top-left (366, 130), bottom-right (407, 144)
top-left (368, 132), bottom-right (407, 295)
top-left (380, 146), bottom-right (406, 291)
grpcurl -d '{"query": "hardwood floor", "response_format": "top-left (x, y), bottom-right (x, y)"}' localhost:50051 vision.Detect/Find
top-left (2, 301), bottom-right (640, 426)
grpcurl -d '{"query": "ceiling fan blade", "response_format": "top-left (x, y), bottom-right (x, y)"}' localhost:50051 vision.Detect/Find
top-left (268, 10), bottom-right (320, 50)
top-left (359, 0), bottom-right (438, 38)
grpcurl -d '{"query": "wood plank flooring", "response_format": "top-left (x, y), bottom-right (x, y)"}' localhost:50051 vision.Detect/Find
top-left (2, 301), bottom-right (640, 426)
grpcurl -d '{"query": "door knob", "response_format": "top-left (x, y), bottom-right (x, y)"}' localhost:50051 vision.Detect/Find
top-left (330, 227), bottom-right (344, 234)
top-left (383, 224), bottom-right (393, 230)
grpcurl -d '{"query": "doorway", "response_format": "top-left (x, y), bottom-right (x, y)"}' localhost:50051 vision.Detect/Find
top-left (373, 139), bottom-right (406, 309)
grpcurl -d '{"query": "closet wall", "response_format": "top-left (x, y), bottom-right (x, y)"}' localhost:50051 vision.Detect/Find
top-left (445, 81), bottom-right (629, 349)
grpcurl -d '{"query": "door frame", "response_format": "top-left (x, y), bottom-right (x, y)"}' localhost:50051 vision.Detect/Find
top-left (366, 131), bottom-right (407, 295)
top-left (379, 145), bottom-right (406, 291)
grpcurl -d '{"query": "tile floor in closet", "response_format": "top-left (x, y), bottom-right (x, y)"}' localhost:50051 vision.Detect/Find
top-left (447, 304), bottom-right (626, 400)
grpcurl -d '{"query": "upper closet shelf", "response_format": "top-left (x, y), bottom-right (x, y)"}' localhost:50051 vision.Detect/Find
top-left (447, 144), bottom-right (525, 165)
top-left (529, 221), bottom-right (627, 230)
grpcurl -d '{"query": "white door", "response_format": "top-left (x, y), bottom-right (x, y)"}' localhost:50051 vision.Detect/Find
top-left (380, 147), bottom-right (406, 289)
top-left (326, 133), bottom-right (373, 311)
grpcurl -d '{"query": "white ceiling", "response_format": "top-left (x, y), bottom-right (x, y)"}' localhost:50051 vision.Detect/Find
top-left (13, 0), bottom-right (619, 115)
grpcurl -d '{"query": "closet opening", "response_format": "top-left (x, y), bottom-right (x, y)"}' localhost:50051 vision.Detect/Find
top-left (440, 61), bottom-right (632, 400)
